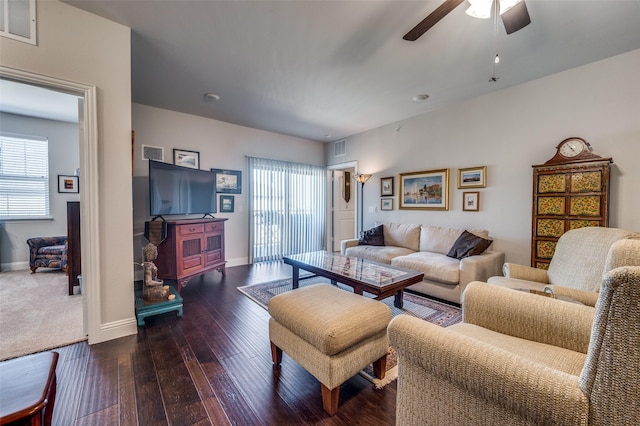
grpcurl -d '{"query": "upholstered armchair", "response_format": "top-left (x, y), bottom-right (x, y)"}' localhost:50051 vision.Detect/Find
top-left (487, 226), bottom-right (639, 306)
top-left (26, 236), bottom-right (68, 273)
top-left (388, 264), bottom-right (640, 424)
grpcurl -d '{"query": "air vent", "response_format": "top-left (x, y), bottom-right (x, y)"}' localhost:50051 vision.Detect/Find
top-left (141, 145), bottom-right (164, 161)
top-left (334, 139), bottom-right (346, 157)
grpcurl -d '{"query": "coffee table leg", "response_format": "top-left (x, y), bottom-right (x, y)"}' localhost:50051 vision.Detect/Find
top-left (394, 290), bottom-right (404, 309)
top-left (292, 266), bottom-right (300, 289)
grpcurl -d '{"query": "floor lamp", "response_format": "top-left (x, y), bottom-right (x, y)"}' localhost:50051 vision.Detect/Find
top-left (353, 173), bottom-right (372, 234)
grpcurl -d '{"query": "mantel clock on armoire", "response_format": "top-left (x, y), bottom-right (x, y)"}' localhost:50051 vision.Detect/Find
top-left (531, 137), bottom-right (613, 269)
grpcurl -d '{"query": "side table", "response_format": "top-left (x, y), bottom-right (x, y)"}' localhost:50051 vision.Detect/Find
top-left (135, 285), bottom-right (183, 326)
top-left (0, 351), bottom-right (59, 426)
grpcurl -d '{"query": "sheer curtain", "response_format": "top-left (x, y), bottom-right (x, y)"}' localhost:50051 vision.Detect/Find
top-left (248, 156), bottom-right (326, 263)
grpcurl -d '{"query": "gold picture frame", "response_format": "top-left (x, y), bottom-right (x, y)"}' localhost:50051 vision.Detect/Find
top-left (399, 169), bottom-right (449, 210)
top-left (458, 166), bottom-right (487, 188)
top-left (463, 191), bottom-right (480, 211)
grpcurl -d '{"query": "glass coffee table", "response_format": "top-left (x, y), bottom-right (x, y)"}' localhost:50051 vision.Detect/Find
top-left (283, 250), bottom-right (424, 308)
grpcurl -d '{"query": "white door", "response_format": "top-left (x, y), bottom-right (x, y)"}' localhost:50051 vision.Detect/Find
top-left (332, 169), bottom-right (356, 252)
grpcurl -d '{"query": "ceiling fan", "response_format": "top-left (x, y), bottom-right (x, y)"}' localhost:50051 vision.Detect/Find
top-left (403, 0), bottom-right (531, 41)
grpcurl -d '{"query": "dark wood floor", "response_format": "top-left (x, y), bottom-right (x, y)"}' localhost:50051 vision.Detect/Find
top-left (46, 262), bottom-right (396, 425)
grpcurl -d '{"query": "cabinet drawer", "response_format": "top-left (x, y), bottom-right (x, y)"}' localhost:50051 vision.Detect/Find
top-left (183, 256), bottom-right (203, 270)
top-left (180, 224), bottom-right (204, 235)
top-left (206, 250), bottom-right (222, 263)
top-left (205, 222), bottom-right (222, 233)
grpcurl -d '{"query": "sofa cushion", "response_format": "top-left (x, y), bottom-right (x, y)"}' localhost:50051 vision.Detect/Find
top-left (377, 222), bottom-right (421, 251)
top-left (392, 252), bottom-right (460, 285)
top-left (358, 224), bottom-right (384, 246)
top-left (345, 245), bottom-right (415, 265)
top-left (447, 230), bottom-right (493, 260)
top-left (420, 226), bottom-right (489, 254)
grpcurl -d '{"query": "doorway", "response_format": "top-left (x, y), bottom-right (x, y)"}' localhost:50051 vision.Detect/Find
top-left (327, 162), bottom-right (358, 253)
top-left (0, 66), bottom-right (101, 345)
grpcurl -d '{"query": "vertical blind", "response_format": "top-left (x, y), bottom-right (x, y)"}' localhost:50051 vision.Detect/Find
top-left (248, 156), bottom-right (326, 263)
top-left (0, 133), bottom-right (50, 219)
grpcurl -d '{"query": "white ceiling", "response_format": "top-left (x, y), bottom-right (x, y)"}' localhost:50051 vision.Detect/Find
top-left (0, 79), bottom-right (80, 123)
top-left (13, 1), bottom-right (640, 141)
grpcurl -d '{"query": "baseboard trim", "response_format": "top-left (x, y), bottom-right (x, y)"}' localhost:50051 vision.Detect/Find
top-left (0, 262), bottom-right (29, 272)
top-left (90, 317), bottom-right (138, 345)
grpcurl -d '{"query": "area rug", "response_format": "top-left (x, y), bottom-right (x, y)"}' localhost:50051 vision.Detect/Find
top-left (238, 277), bottom-right (462, 388)
top-left (0, 270), bottom-right (86, 361)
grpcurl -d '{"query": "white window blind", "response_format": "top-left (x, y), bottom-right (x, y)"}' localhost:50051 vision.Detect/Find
top-left (248, 156), bottom-right (326, 263)
top-left (0, 133), bottom-right (50, 218)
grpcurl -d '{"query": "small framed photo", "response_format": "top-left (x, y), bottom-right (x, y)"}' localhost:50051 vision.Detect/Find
top-left (458, 166), bottom-right (487, 188)
top-left (58, 175), bottom-right (79, 193)
top-left (212, 169), bottom-right (242, 194)
top-left (220, 195), bottom-right (235, 213)
top-left (463, 191), bottom-right (480, 212)
top-left (380, 176), bottom-right (394, 196)
top-left (381, 198), bottom-right (394, 211)
top-left (173, 149), bottom-right (200, 169)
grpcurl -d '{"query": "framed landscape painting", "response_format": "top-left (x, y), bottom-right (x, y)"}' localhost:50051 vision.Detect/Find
top-left (212, 169), bottom-right (242, 194)
top-left (458, 166), bottom-right (486, 188)
top-left (399, 169), bottom-right (449, 210)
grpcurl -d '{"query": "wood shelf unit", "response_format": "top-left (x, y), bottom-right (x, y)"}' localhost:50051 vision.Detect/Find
top-left (67, 201), bottom-right (81, 295)
top-left (531, 158), bottom-right (612, 269)
top-left (155, 218), bottom-right (227, 293)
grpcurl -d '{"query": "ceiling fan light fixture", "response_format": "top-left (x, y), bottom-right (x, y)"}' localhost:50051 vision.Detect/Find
top-left (466, 0), bottom-right (492, 19)
top-left (499, 0), bottom-right (521, 15)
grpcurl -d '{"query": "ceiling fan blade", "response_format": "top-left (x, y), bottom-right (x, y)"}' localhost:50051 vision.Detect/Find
top-left (501, 0), bottom-right (531, 34)
top-left (403, 0), bottom-right (466, 41)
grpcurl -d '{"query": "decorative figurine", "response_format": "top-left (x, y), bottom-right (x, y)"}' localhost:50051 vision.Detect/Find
top-left (142, 242), bottom-right (175, 302)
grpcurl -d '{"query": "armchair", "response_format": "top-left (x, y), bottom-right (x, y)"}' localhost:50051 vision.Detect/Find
top-left (26, 236), bottom-right (68, 273)
top-left (487, 226), bottom-right (638, 305)
top-left (389, 264), bottom-right (640, 425)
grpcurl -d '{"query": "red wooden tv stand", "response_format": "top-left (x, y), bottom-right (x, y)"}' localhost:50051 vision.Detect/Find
top-left (154, 218), bottom-right (227, 294)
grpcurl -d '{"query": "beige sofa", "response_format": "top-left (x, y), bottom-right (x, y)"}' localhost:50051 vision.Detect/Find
top-left (388, 257), bottom-right (640, 424)
top-left (341, 222), bottom-right (504, 304)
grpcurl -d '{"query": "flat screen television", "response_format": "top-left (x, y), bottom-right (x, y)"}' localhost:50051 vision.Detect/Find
top-left (149, 160), bottom-right (217, 217)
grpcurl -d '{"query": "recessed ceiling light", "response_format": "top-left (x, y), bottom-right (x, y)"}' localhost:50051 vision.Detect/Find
top-left (325, 134), bottom-right (332, 139)
top-left (412, 94), bottom-right (429, 103)
top-left (203, 93), bottom-right (220, 101)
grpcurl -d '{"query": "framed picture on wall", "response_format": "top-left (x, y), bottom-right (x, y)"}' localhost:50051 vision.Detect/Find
top-left (458, 166), bottom-right (486, 188)
top-left (212, 169), bottom-right (242, 194)
top-left (380, 176), bottom-right (394, 196)
top-left (462, 191), bottom-right (480, 211)
top-left (220, 195), bottom-right (235, 213)
top-left (173, 149), bottom-right (200, 169)
top-left (399, 169), bottom-right (449, 210)
top-left (58, 175), bottom-right (79, 193)
top-left (381, 198), bottom-right (393, 211)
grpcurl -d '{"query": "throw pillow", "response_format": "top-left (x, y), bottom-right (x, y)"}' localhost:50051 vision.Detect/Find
top-left (447, 230), bottom-right (492, 260)
top-left (359, 225), bottom-right (385, 246)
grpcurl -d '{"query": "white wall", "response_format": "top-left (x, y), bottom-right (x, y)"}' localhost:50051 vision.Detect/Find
top-left (132, 103), bottom-right (324, 268)
top-left (0, 113), bottom-right (79, 269)
top-left (326, 49), bottom-right (640, 266)
top-left (0, 0), bottom-right (135, 341)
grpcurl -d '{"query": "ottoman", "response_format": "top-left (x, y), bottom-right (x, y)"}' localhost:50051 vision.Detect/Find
top-left (268, 283), bottom-right (392, 415)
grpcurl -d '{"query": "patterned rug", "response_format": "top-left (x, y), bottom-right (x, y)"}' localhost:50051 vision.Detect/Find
top-left (238, 276), bottom-right (462, 387)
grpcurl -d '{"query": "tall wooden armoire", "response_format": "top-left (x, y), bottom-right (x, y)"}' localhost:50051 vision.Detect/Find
top-left (531, 138), bottom-right (612, 269)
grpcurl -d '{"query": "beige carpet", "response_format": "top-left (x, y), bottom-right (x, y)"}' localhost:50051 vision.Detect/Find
top-left (0, 269), bottom-right (86, 361)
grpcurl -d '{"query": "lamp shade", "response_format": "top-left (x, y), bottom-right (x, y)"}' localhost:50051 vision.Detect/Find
top-left (466, 0), bottom-right (492, 19)
top-left (353, 174), bottom-right (372, 185)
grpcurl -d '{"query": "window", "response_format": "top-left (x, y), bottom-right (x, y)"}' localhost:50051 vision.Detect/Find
top-left (0, 133), bottom-right (50, 218)
top-left (248, 156), bottom-right (326, 263)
